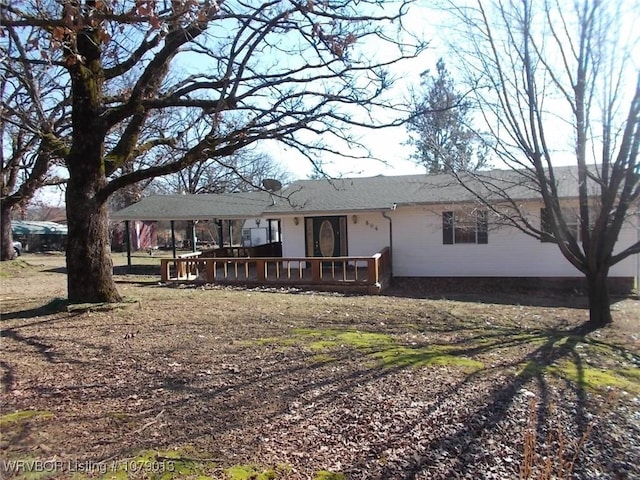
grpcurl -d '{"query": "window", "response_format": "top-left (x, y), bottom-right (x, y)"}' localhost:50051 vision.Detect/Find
top-left (540, 208), bottom-right (579, 243)
top-left (443, 210), bottom-right (488, 244)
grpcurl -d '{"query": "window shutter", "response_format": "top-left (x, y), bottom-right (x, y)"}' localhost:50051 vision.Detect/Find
top-left (443, 211), bottom-right (454, 244)
top-left (540, 208), bottom-right (553, 242)
top-left (477, 210), bottom-right (488, 244)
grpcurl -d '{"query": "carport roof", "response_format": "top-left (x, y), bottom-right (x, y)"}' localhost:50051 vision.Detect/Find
top-left (12, 220), bottom-right (68, 235)
top-left (110, 191), bottom-right (273, 221)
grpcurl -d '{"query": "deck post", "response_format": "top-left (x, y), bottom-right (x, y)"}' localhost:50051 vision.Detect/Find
top-left (368, 257), bottom-right (379, 285)
top-left (206, 259), bottom-right (215, 283)
top-left (256, 259), bottom-right (266, 281)
top-left (177, 259), bottom-right (186, 279)
top-left (311, 259), bottom-right (321, 283)
top-left (124, 220), bottom-right (132, 272)
top-left (160, 259), bottom-right (170, 282)
top-left (170, 221), bottom-right (177, 258)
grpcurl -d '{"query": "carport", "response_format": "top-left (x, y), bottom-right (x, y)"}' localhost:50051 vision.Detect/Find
top-left (110, 191), bottom-right (280, 268)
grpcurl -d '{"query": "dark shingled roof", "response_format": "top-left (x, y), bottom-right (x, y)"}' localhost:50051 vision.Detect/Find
top-left (265, 165), bottom-right (582, 213)
top-left (111, 191), bottom-right (272, 221)
top-left (111, 166), bottom-right (584, 220)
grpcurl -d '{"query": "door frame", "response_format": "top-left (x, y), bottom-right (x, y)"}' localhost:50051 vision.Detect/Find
top-left (304, 216), bottom-right (348, 257)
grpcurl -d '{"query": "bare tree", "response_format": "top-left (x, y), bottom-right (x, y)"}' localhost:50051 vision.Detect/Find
top-left (153, 146), bottom-right (290, 195)
top-left (0, 37), bottom-right (69, 260)
top-left (443, 0), bottom-right (640, 327)
top-left (2, 0), bottom-right (424, 302)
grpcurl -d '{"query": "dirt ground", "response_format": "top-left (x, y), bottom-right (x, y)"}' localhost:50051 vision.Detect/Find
top-left (1, 253), bottom-right (639, 479)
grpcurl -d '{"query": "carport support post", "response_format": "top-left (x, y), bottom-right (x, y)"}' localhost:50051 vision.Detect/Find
top-left (191, 221), bottom-right (197, 252)
top-left (170, 221), bottom-right (177, 258)
top-left (124, 221), bottom-right (132, 272)
top-left (216, 219), bottom-right (223, 246)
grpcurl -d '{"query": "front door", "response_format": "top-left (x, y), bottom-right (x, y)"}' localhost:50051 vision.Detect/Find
top-left (305, 216), bottom-right (347, 258)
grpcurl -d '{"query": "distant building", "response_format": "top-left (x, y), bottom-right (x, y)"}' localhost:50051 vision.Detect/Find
top-left (12, 220), bottom-right (68, 252)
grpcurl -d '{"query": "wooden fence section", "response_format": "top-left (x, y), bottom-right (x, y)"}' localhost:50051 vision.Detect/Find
top-left (160, 247), bottom-right (391, 294)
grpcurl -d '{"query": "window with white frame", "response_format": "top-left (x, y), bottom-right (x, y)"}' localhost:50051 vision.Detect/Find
top-left (540, 208), bottom-right (580, 242)
top-left (442, 210), bottom-right (488, 244)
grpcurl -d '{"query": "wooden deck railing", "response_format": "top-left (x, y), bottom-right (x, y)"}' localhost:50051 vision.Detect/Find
top-left (160, 247), bottom-right (391, 294)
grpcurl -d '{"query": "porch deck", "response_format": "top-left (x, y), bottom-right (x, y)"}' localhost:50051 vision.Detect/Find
top-left (160, 247), bottom-right (391, 294)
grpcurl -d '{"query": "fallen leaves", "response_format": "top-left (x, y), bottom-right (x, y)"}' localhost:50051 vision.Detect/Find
top-left (1, 263), bottom-right (639, 479)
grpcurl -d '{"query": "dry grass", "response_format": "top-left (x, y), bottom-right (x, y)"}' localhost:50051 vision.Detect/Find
top-left (1, 254), bottom-right (639, 479)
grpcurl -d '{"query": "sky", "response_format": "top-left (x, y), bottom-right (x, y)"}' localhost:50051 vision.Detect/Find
top-left (263, 119), bottom-right (428, 181)
top-left (263, 3), bottom-right (444, 181)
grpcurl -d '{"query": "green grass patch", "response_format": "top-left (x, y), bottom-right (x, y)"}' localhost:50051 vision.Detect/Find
top-left (311, 354), bottom-right (338, 363)
top-left (98, 450), bottom-right (297, 480)
top-left (373, 345), bottom-right (484, 371)
top-left (269, 328), bottom-right (485, 371)
top-left (225, 464), bottom-right (279, 479)
top-left (313, 471), bottom-right (346, 480)
top-left (0, 410), bottom-right (54, 427)
top-left (292, 328), bottom-right (395, 351)
top-left (517, 359), bottom-right (640, 394)
top-left (0, 259), bottom-right (32, 277)
top-left (549, 361), bottom-right (640, 394)
top-left (617, 367), bottom-right (640, 382)
top-left (103, 448), bottom-right (218, 479)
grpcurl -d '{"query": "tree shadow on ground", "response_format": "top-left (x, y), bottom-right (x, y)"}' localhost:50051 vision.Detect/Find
top-left (0, 298), bottom-right (68, 321)
top-left (42, 266), bottom-right (66, 274)
top-left (1, 293), bottom-right (636, 479)
top-left (368, 321), bottom-right (634, 479)
top-left (238, 316), bottom-right (635, 478)
top-left (385, 278), bottom-right (636, 311)
top-left (112, 265), bottom-right (161, 276)
top-left (43, 265), bottom-right (161, 276)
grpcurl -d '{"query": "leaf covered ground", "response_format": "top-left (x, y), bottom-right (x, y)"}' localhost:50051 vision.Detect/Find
top-left (1, 254), bottom-right (639, 479)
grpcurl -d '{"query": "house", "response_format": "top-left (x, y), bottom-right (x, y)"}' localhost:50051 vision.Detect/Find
top-left (111, 167), bottom-right (639, 293)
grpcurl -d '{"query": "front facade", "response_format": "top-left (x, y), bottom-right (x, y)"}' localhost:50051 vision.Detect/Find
top-left (112, 167), bottom-right (639, 290)
top-left (275, 206), bottom-right (636, 281)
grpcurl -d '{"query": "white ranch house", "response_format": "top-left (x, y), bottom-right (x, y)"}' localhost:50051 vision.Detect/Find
top-left (112, 167), bottom-right (639, 293)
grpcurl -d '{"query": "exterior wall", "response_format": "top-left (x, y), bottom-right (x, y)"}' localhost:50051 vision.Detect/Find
top-left (343, 212), bottom-right (390, 256)
top-left (280, 216), bottom-right (306, 257)
top-left (391, 204), bottom-right (637, 278)
top-left (278, 205), bottom-right (638, 279)
top-left (279, 212), bottom-right (390, 258)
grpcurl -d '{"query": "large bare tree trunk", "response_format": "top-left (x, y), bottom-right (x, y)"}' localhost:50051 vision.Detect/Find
top-left (64, 106), bottom-right (121, 303)
top-left (65, 26), bottom-right (121, 304)
top-left (585, 268), bottom-right (612, 327)
top-left (0, 204), bottom-right (16, 260)
top-left (65, 178), bottom-right (121, 304)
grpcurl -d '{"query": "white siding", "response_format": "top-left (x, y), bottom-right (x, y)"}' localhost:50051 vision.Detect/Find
top-left (391, 205), bottom-right (637, 278)
top-left (278, 207), bottom-right (637, 278)
top-left (280, 216), bottom-right (306, 257)
top-left (280, 212), bottom-right (390, 258)
top-left (344, 212), bottom-right (390, 256)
